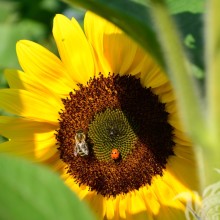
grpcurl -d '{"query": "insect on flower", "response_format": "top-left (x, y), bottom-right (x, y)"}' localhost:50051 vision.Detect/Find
top-left (74, 130), bottom-right (89, 157)
top-left (111, 148), bottom-right (120, 160)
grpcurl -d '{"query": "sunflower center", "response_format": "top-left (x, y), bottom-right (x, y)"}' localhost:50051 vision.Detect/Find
top-left (88, 108), bottom-right (137, 161)
top-left (56, 73), bottom-right (175, 197)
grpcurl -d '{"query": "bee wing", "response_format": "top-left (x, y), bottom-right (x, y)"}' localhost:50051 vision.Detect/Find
top-left (81, 142), bottom-right (89, 155)
top-left (74, 143), bottom-right (79, 156)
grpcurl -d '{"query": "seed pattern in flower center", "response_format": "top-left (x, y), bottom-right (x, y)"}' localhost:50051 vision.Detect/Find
top-left (56, 73), bottom-right (174, 197)
top-left (88, 108), bottom-right (137, 161)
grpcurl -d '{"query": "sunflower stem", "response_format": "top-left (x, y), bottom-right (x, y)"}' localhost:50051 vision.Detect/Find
top-left (149, 0), bottom-right (208, 148)
top-left (205, 0), bottom-right (220, 185)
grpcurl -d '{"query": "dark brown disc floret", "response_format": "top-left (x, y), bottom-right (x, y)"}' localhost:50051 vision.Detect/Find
top-left (56, 73), bottom-right (174, 197)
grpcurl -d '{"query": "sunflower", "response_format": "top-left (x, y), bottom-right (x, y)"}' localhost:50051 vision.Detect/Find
top-left (0, 12), bottom-right (199, 219)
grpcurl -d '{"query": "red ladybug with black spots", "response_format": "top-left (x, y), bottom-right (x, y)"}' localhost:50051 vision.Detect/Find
top-left (111, 148), bottom-right (120, 160)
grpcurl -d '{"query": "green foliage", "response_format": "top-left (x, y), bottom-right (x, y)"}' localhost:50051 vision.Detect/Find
top-left (123, 0), bottom-right (204, 14)
top-left (0, 154), bottom-right (95, 220)
top-left (165, 0), bottom-right (204, 14)
top-left (0, 0), bottom-right (62, 68)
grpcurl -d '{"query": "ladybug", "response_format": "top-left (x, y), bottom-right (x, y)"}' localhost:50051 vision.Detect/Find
top-left (111, 148), bottom-right (120, 160)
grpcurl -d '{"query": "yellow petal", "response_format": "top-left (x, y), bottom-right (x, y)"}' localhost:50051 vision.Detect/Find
top-left (53, 14), bottom-right (95, 84)
top-left (16, 40), bottom-right (74, 87)
top-left (90, 194), bottom-right (106, 219)
top-left (140, 186), bottom-right (160, 215)
top-left (127, 46), bottom-right (162, 78)
top-left (117, 195), bottom-right (127, 219)
top-left (158, 90), bottom-right (175, 103)
top-left (165, 101), bottom-right (177, 114)
top-left (84, 12), bottom-right (139, 75)
top-left (173, 136), bottom-right (192, 147)
top-left (168, 112), bottom-right (183, 132)
top-left (82, 192), bottom-right (105, 219)
top-left (152, 82), bottom-right (173, 95)
top-left (105, 198), bottom-right (115, 219)
top-left (4, 69), bottom-right (74, 98)
top-left (161, 170), bottom-right (197, 205)
top-left (128, 191), bottom-right (147, 214)
top-left (0, 136), bottom-right (58, 162)
top-left (141, 67), bottom-right (168, 89)
top-left (167, 154), bottom-right (199, 191)
top-left (84, 12), bottom-right (115, 74)
top-left (0, 116), bottom-right (57, 140)
top-left (0, 89), bottom-right (61, 122)
top-left (126, 210), bottom-right (153, 220)
top-left (155, 206), bottom-right (186, 220)
top-left (153, 176), bottom-right (182, 206)
top-left (80, 11), bottom-right (168, 88)
top-left (45, 154), bottom-right (66, 173)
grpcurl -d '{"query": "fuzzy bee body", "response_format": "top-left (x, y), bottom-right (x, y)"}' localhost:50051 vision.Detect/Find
top-left (74, 141), bottom-right (89, 156)
top-left (74, 130), bottom-right (89, 157)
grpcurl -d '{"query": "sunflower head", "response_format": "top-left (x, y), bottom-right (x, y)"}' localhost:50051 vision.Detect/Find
top-left (0, 11), bottom-right (199, 219)
top-left (56, 72), bottom-right (175, 198)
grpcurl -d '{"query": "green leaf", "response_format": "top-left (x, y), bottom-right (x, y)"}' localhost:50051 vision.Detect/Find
top-left (165, 0), bottom-right (205, 14)
top-left (66, 0), bottom-right (165, 67)
top-left (148, 0), bottom-right (208, 148)
top-left (0, 154), bottom-right (95, 220)
top-left (0, 136), bottom-right (7, 144)
top-left (205, 0), bottom-right (220, 186)
top-left (175, 13), bottom-right (204, 72)
top-left (0, 1), bottom-right (19, 23)
top-left (124, 0), bottom-right (205, 14)
top-left (0, 20), bottom-right (47, 70)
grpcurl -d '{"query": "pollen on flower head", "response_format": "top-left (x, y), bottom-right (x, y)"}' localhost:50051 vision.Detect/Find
top-left (56, 73), bottom-right (174, 197)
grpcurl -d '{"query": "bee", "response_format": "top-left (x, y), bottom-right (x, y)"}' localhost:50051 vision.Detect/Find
top-left (111, 148), bottom-right (120, 160)
top-left (74, 130), bottom-right (89, 157)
